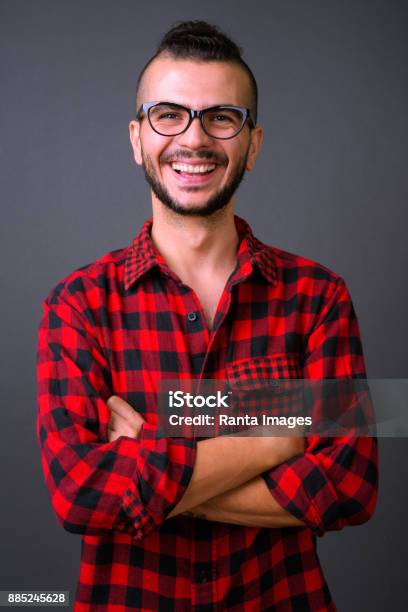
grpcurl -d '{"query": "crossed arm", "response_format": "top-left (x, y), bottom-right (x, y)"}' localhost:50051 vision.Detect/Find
top-left (107, 395), bottom-right (306, 528)
top-left (38, 280), bottom-right (378, 538)
top-left (181, 477), bottom-right (306, 528)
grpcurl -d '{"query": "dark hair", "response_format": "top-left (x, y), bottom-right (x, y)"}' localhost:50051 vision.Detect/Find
top-left (135, 21), bottom-right (258, 125)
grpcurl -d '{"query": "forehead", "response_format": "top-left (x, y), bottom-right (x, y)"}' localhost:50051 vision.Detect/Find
top-left (140, 56), bottom-right (252, 108)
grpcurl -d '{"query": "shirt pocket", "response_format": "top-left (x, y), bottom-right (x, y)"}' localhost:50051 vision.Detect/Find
top-left (225, 354), bottom-right (304, 428)
top-left (226, 354), bottom-right (302, 386)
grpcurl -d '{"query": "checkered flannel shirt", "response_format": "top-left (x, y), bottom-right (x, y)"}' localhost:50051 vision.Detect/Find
top-left (37, 215), bottom-right (378, 611)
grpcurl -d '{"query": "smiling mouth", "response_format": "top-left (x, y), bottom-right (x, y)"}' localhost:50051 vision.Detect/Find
top-left (170, 162), bottom-right (217, 175)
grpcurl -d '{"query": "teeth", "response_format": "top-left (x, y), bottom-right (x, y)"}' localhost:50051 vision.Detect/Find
top-left (171, 162), bottom-right (216, 174)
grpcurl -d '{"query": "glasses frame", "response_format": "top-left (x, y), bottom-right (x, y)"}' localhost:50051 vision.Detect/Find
top-left (136, 101), bottom-right (255, 140)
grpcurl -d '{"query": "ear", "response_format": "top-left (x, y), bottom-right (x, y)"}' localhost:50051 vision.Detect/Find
top-left (129, 120), bottom-right (143, 165)
top-left (245, 126), bottom-right (263, 171)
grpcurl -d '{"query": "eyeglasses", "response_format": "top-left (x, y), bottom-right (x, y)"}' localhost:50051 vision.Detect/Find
top-left (136, 101), bottom-right (255, 140)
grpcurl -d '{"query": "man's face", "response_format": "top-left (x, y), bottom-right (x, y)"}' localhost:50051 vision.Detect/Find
top-left (129, 56), bottom-right (263, 217)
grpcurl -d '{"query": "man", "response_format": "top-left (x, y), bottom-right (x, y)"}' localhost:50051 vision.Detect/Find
top-left (37, 21), bottom-right (378, 611)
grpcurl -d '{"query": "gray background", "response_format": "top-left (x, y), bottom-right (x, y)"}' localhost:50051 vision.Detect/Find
top-left (1, 0), bottom-right (407, 610)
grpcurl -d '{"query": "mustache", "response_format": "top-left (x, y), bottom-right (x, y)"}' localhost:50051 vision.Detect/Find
top-left (161, 150), bottom-right (228, 165)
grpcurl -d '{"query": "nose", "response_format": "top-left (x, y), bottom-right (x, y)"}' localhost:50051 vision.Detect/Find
top-left (176, 116), bottom-right (214, 149)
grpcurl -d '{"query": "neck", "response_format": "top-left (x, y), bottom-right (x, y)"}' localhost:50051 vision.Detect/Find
top-left (150, 199), bottom-right (239, 283)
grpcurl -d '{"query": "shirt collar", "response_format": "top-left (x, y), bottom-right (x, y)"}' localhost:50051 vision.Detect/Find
top-left (124, 215), bottom-right (277, 291)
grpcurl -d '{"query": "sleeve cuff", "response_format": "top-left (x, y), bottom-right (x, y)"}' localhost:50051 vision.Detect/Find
top-left (122, 422), bottom-right (197, 536)
top-left (261, 452), bottom-right (343, 536)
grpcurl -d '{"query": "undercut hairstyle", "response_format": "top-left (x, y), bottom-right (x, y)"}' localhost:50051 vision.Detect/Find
top-left (135, 20), bottom-right (258, 125)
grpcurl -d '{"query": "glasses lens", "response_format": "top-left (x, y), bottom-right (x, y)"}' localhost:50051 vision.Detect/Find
top-left (203, 107), bottom-right (245, 138)
top-left (149, 103), bottom-right (190, 135)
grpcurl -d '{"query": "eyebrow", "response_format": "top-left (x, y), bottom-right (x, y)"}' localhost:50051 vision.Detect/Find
top-left (151, 101), bottom-right (243, 109)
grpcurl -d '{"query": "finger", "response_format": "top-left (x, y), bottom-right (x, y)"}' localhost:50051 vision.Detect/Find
top-left (108, 413), bottom-right (135, 434)
top-left (108, 398), bottom-right (146, 429)
top-left (107, 395), bottom-right (146, 423)
top-left (108, 422), bottom-right (137, 438)
top-left (108, 430), bottom-right (122, 442)
top-left (108, 411), bottom-right (128, 425)
top-left (107, 395), bottom-right (140, 421)
top-left (109, 411), bottom-right (144, 436)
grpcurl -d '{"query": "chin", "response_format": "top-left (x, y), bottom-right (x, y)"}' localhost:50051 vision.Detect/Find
top-left (166, 204), bottom-right (220, 217)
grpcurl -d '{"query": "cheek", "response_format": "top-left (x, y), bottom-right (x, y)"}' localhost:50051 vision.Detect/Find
top-left (153, 143), bottom-right (174, 169)
top-left (139, 129), bottom-right (169, 163)
top-left (225, 143), bottom-right (249, 170)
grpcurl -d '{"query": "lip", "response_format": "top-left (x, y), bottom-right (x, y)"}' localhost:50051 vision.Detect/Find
top-left (167, 159), bottom-right (218, 165)
top-left (166, 162), bottom-right (222, 185)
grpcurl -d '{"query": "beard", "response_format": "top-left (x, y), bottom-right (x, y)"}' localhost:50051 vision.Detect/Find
top-left (140, 147), bottom-right (249, 218)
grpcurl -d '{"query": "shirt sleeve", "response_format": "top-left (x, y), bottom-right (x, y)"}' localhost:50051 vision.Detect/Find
top-left (36, 287), bottom-right (197, 540)
top-left (261, 277), bottom-right (379, 536)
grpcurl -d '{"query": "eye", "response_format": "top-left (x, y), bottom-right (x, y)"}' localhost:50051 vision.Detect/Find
top-left (205, 109), bottom-right (239, 125)
top-left (158, 112), bottom-right (181, 120)
top-left (150, 104), bottom-right (186, 122)
top-left (213, 114), bottom-right (228, 122)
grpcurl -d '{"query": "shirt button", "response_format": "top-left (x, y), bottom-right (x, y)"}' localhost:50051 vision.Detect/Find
top-left (187, 311), bottom-right (198, 322)
top-left (198, 569), bottom-right (210, 583)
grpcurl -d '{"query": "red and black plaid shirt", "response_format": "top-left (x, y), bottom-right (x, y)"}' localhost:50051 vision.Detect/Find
top-left (37, 216), bottom-right (378, 611)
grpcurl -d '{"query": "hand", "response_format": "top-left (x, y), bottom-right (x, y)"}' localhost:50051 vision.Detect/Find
top-left (107, 395), bottom-right (146, 442)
